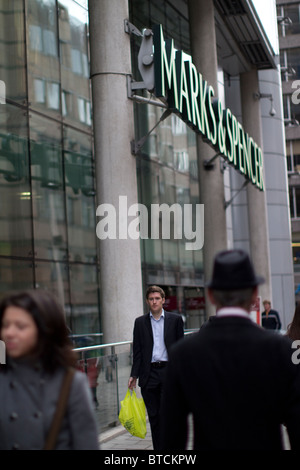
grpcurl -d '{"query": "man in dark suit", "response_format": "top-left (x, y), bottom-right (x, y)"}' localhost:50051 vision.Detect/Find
top-left (128, 285), bottom-right (184, 450)
top-left (161, 249), bottom-right (300, 450)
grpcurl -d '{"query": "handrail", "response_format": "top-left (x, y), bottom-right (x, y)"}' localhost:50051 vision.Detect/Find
top-left (73, 340), bottom-right (132, 352)
top-left (73, 329), bottom-right (198, 352)
top-left (71, 333), bottom-right (103, 337)
top-left (73, 329), bottom-right (199, 431)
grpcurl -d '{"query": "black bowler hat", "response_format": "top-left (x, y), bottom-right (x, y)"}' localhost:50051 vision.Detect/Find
top-left (206, 249), bottom-right (265, 290)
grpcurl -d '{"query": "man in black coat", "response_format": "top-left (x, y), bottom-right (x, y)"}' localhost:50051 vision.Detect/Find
top-left (160, 249), bottom-right (300, 450)
top-left (128, 285), bottom-right (184, 450)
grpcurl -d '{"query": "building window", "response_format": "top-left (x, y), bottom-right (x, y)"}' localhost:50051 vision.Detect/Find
top-left (29, 24), bottom-right (43, 51)
top-left (287, 141), bottom-right (300, 173)
top-left (280, 48), bottom-right (300, 82)
top-left (47, 81), bottom-right (60, 110)
top-left (33, 78), bottom-right (60, 111)
top-left (43, 29), bottom-right (57, 56)
top-left (277, 4), bottom-right (300, 37)
top-left (78, 98), bottom-right (91, 125)
top-left (34, 78), bottom-right (46, 103)
top-left (290, 186), bottom-right (300, 219)
top-left (29, 25), bottom-right (58, 57)
top-left (71, 48), bottom-right (83, 74)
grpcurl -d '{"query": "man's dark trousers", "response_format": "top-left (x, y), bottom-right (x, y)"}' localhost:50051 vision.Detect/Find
top-left (141, 365), bottom-right (167, 451)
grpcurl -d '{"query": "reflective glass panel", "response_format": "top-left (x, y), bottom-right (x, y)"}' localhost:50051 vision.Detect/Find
top-left (69, 263), bottom-right (100, 335)
top-left (0, 0), bottom-right (26, 103)
top-left (29, 113), bottom-right (67, 261)
top-left (27, 0), bottom-right (60, 119)
top-left (160, 166), bottom-right (179, 267)
top-left (63, 126), bottom-right (96, 262)
top-left (34, 259), bottom-right (71, 329)
top-left (0, 104), bottom-right (32, 257)
top-left (59, 0), bottom-right (91, 131)
top-left (176, 173), bottom-right (193, 268)
top-left (0, 258), bottom-right (34, 296)
top-left (34, 260), bottom-right (70, 302)
top-left (137, 159), bottom-right (162, 265)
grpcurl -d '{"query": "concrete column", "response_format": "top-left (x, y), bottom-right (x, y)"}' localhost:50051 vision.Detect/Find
top-left (258, 68), bottom-right (295, 328)
top-left (88, 0), bottom-right (144, 343)
top-left (188, 0), bottom-right (228, 317)
top-left (240, 70), bottom-right (272, 302)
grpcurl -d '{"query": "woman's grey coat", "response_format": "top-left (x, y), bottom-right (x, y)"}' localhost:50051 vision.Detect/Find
top-left (0, 358), bottom-right (100, 449)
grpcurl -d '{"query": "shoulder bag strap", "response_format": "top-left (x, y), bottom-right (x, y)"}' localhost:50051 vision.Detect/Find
top-left (44, 367), bottom-right (75, 450)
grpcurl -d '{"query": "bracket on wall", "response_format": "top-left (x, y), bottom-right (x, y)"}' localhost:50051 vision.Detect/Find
top-left (253, 92), bottom-right (276, 117)
top-left (224, 179), bottom-right (250, 210)
top-left (203, 152), bottom-right (221, 171)
top-left (125, 19), bottom-right (149, 98)
top-left (131, 108), bottom-right (171, 156)
top-left (127, 75), bottom-right (167, 108)
top-left (124, 19), bottom-right (143, 37)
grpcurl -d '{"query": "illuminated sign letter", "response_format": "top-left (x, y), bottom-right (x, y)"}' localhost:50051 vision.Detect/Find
top-left (153, 24), bottom-right (178, 110)
top-left (152, 24), bottom-right (264, 191)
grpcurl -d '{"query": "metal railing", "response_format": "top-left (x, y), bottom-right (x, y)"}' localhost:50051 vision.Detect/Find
top-left (73, 330), bottom-right (198, 433)
top-left (74, 340), bottom-right (134, 433)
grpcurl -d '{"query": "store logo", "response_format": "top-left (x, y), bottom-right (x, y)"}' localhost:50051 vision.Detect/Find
top-left (96, 196), bottom-right (204, 250)
top-left (153, 24), bottom-right (264, 191)
top-left (0, 340), bottom-right (6, 364)
top-left (0, 80), bottom-right (6, 104)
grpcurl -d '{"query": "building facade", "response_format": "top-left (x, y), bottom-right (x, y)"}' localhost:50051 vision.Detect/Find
top-left (277, 0), bottom-right (300, 305)
top-left (0, 0), bottom-right (295, 344)
top-left (0, 0), bottom-right (101, 340)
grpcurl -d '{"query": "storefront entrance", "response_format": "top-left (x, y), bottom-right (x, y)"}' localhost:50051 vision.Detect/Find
top-left (159, 285), bottom-right (206, 330)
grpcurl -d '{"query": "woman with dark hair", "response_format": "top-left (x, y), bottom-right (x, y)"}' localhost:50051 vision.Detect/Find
top-left (0, 290), bottom-right (100, 450)
top-left (286, 303), bottom-right (300, 341)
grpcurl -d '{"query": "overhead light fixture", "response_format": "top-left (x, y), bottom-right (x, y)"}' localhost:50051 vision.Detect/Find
top-left (253, 92), bottom-right (276, 117)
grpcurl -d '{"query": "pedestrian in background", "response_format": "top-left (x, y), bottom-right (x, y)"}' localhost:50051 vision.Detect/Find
top-left (128, 285), bottom-right (184, 450)
top-left (161, 249), bottom-right (300, 450)
top-left (0, 290), bottom-right (100, 450)
top-left (261, 299), bottom-right (282, 331)
top-left (286, 303), bottom-right (300, 341)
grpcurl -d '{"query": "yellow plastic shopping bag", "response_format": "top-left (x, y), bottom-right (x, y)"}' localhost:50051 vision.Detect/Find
top-left (118, 389), bottom-right (147, 439)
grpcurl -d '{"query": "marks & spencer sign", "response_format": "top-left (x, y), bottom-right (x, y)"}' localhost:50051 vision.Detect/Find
top-left (153, 24), bottom-right (264, 191)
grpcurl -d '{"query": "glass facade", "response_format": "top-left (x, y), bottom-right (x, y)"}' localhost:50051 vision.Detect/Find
top-left (129, 0), bottom-right (205, 328)
top-left (0, 0), bottom-right (100, 337)
top-left (0, 0), bottom-right (206, 335)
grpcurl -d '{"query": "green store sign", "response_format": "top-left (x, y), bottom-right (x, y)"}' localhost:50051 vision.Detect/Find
top-left (153, 24), bottom-right (264, 191)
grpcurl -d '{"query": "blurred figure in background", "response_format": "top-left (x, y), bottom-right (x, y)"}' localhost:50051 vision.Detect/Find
top-left (161, 250), bottom-right (300, 450)
top-left (286, 303), bottom-right (300, 341)
top-left (0, 290), bottom-right (100, 450)
top-left (261, 300), bottom-right (281, 331)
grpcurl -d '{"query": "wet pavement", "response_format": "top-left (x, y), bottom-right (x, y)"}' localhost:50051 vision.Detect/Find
top-left (99, 418), bottom-right (291, 451)
top-left (100, 419), bottom-right (153, 451)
